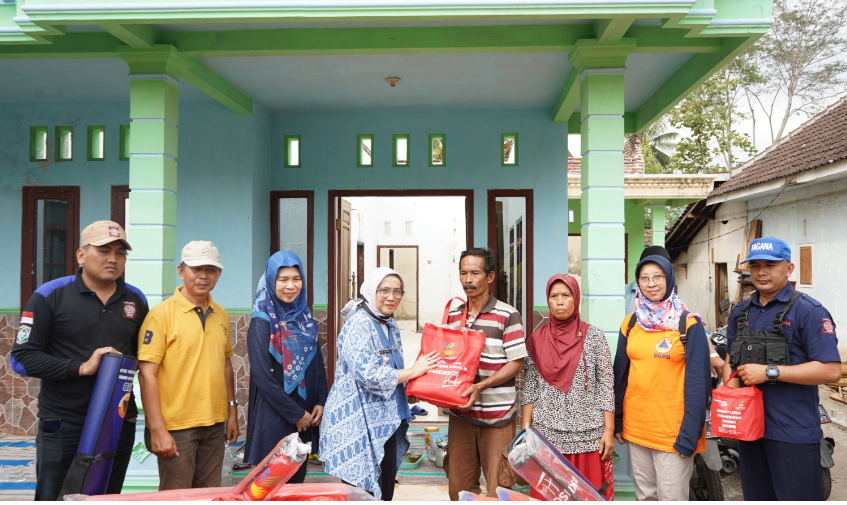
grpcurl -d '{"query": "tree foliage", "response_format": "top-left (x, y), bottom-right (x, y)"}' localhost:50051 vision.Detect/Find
top-left (667, 62), bottom-right (758, 173)
top-left (749, 0), bottom-right (847, 142)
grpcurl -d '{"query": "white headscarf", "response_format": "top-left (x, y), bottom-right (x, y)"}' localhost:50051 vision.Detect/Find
top-left (341, 267), bottom-right (405, 322)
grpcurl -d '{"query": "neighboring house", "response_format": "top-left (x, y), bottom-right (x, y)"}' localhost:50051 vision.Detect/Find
top-left (670, 95), bottom-right (847, 356)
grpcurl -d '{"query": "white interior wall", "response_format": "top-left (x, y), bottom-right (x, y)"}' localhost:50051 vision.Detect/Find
top-left (348, 196), bottom-right (466, 325)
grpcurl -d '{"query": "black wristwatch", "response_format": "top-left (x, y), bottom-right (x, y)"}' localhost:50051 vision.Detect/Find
top-left (766, 364), bottom-right (780, 384)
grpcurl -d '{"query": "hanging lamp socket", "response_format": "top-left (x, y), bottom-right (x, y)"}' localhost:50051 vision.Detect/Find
top-left (385, 77), bottom-right (401, 87)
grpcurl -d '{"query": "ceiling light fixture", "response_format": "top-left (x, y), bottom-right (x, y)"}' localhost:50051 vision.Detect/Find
top-left (385, 77), bottom-right (401, 87)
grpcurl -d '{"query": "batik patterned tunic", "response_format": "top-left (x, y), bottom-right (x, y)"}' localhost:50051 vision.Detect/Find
top-left (319, 309), bottom-right (410, 499)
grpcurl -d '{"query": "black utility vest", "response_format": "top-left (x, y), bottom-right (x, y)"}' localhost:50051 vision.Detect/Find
top-left (729, 290), bottom-right (801, 369)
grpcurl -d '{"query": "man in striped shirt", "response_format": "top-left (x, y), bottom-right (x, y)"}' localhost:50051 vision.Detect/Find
top-left (445, 248), bottom-right (527, 500)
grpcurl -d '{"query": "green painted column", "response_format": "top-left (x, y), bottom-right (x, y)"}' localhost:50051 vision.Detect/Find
top-left (571, 39), bottom-right (634, 341)
top-left (651, 204), bottom-right (666, 247)
top-left (119, 47), bottom-right (186, 307)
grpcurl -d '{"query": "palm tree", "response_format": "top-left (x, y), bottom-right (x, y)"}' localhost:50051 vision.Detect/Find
top-left (634, 118), bottom-right (679, 170)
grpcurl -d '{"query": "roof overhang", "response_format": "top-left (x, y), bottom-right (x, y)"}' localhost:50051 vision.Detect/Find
top-left (707, 158), bottom-right (847, 206)
top-left (0, 1), bottom-right (772, 127)
top-left (569, 173), bottom-right (720, 203)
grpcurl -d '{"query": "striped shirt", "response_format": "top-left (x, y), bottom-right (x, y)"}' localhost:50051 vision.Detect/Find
top-left (446, 294), bottom-right (527, 428)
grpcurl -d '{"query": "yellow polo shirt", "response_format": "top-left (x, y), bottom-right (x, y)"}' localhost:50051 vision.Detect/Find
top-left (138, 287), bottom-right (233, 431)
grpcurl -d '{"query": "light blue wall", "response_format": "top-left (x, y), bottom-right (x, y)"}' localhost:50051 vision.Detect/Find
top-left (0, 101), bottom-right (131, 309)
top-left (0, 100), bottom-right (270, 310)
top-left (272, 108), bottom-right (570, 306)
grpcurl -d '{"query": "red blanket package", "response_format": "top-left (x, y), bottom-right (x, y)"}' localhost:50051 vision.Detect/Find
top-left (496, 486), bottom-right (537, 501)
top-left (507, 427), bottom-right (607, 501)
top-left (267, 482), bottom-right (375, 501)
top-left (64, 487), bottom-right (240, 501)
top-left (711, 370), bottom-right (765, 441)
top-left (233, 433), bottom-right (312, 500)
top-left (458, 491), bottom-right (500, 501)
top-left (406, 297), bottom-right (487, 408)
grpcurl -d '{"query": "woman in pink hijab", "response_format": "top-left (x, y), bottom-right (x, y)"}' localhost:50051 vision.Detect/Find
top-left (521, 274), bottom-right (615, 500)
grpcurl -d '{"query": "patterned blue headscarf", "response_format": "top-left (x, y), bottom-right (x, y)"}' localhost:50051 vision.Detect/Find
top-left (251, 251), bottom-right (318, 399)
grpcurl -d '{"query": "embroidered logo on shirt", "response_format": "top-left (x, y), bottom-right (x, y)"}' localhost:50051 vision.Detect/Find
top-left (654, 337), bottom-right (672, 360)
top-left (823, 318), bottom-right (835, 335)
top-left (20, 311), bottom-right (34, 325)
top-left (16, 325), bottom-right (31, 345)
top-left (109, 225), bottom-right (120, 237)
top-left (782, 320), bottom-right (791, 326)
top-left (123, 301), bottom-right (136, 319)
top-left (143, 330), bottom-right (153, 345)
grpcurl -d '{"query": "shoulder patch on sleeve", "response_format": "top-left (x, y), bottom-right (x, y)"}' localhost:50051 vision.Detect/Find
top-left (16, 325), bottom-right (31, 345)
top-left (822, 318), bottom-right (836, 335)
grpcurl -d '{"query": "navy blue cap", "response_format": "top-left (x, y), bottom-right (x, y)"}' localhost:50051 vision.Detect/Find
top-left (741, 237), bottom-right (791, 264)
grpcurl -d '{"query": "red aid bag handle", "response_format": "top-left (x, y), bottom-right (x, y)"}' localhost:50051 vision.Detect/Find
top-left (441, 297), bottom-right (469, 327)
top-left (724, 369), bottom-right (761, 391)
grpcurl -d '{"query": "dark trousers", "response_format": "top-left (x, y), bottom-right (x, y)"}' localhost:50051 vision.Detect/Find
top-left (35, 418), bottom-right (136, 501)
top-left (738, 438), bottom-right (822, 501)
top-left (344, 428), bottom-right (398, 501)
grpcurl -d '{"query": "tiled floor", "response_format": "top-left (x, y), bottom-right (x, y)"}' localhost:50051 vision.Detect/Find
top-left (0, 436), bottom-right (36, 500)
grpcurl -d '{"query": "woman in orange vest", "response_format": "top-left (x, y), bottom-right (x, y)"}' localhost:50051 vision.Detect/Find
top-left (612, 254), bottom-right (710, 501)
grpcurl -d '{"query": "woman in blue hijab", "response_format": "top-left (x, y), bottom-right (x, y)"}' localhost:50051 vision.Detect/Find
top-left (243, 251), bottom-right (327, 482)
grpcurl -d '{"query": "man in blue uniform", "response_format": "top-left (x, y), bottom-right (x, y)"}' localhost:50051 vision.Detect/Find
top-left (723, 236), bottom-right (841, 501)
top-left (10, 221), bottom-right (148, 500)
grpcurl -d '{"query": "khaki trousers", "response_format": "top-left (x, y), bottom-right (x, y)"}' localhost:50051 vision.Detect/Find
top-left (628, 441), bottom-right (694, 501)
top-left (145, 422), bottom-right (225, 491)
top-left (447, 415), bottom-right (516, 501)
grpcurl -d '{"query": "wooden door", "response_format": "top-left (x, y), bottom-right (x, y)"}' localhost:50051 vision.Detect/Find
top-left (335, 198), bottom-right (352, 339)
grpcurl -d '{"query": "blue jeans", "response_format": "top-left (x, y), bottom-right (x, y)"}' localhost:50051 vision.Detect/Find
top-left (35, 419), bottom-right (136, 501)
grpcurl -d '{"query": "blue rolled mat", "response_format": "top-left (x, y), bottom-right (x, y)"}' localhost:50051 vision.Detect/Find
top-left (59, 353), bottom-right (138, 498)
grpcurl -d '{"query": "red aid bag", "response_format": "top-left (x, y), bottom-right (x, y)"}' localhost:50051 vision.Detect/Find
top-left (710, 370), bottom-right (765, 441)
top-left (406, 297), bottom-right (487, 408)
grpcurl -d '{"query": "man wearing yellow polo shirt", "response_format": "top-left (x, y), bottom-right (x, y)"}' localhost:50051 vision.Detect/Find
top-left (137, 240), bottom-right (239, 490)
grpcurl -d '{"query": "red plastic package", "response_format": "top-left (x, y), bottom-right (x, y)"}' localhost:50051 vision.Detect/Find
top-left (458, 491), bottom-right (499, 501)
top-left (65, 487), bottom-right (239, 501)
top-left (266, 482), bottom-right (375, 501)
top-left (711, 370), bottom-right (765, 441)
top-left (406, 297), bottom-right (487, 408)
top-left (233, 432), bottom-right (312, 500)
top-left (496, 486), bottom-right (537, 501)
top-left (507, 427), bottom-right (606, 501)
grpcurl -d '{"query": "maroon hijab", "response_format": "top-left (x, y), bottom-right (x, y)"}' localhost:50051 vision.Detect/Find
top-left (527, 274), bottom-right (591, 394)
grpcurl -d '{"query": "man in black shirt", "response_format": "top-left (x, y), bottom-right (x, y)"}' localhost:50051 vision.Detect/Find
top-left (11, 221), bottom-right (149, 500)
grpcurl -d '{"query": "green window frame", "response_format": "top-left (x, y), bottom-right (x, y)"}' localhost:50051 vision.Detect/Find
top-left (55, 126), bottom-right (73, 162)
top-left (429, 134), bottom-right (446, 167)
top-left (119, 125), bottom-right (131, 161)
top-left (30, 126), bottom-right (48, 162)
top-left (87, 125), bottom-right (106, 161)
top-left (502, 132), bottom-right (518, 166)
top-left (284, 135), bottom-right (301, 168)
top-left (357, 134), bottom-right (374, 168)
top-left (393, 134), bottom-right (410, 167)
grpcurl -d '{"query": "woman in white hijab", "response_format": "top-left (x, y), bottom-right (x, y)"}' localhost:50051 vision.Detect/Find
top-left (319, 268), bottom-right (439, 500)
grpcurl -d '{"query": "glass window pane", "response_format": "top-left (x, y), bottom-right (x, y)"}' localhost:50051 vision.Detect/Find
top-left (278, 198), bottom-right (309, 278)
top-left (57, 127), bottom-right (73, 161)
top-left (494, 196), bottom-right (527, 324)
top-left (361, 138), bottom-right (372, 166)
top-left (120, 125), bottom-right (131, 161)
top-left (431, 135), bottom-right (444, 166)
top-left (289, 139), bottom-right (300, 166)
top-left (35, 199), bottom-right (69, 287)
top-left (31, 127), bottom-right (48, 161)
top-left (503, 135), bottom-right (516, 165)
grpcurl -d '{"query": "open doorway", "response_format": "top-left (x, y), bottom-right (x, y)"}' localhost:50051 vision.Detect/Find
top-left (328, 190), bottom-right (473, 386)
top-left (377, 246), bottom-right (419, 329)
